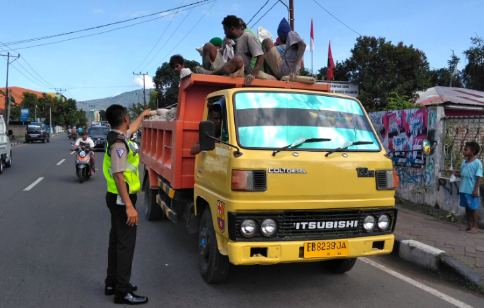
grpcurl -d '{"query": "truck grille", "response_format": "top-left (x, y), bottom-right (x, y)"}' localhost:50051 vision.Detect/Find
top-left (228, 208), bottom-right (397, 242)
top-left (375, 170), bottom-right (388, 190)
top-left (253, 170), bottom-right (266, 191)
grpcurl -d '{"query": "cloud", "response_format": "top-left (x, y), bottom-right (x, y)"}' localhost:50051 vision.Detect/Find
top-left (112, 92), bottom-right (122, 97)
top-left (93, 9), bottom-right (103, 14)
top-left (132, 76), bottom-right (155, 89)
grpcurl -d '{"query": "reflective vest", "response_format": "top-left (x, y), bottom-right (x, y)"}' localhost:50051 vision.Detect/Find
top-left (103, 131), bottom-right (141, 194)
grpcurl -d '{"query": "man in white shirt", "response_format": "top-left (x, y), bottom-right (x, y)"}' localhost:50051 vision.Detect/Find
top-left (169, 54), bottom-right (192, 85)
top-left (72, 131), bottom-right (96, 175)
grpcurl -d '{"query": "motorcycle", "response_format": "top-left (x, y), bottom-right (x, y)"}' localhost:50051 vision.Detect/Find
top-left (75, 145), bottom-right (92, 183)
top-left (71, 132), bottom-right (78, 141)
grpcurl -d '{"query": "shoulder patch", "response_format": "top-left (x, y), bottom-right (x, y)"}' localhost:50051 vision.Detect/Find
top-left (116, 148), bottom-right (125, 158)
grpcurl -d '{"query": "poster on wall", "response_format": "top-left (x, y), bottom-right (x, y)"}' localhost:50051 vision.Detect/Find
top-left (369, 108), bottom-right (428, 168)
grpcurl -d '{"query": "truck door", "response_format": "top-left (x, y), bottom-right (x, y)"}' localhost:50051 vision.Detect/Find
top-left (196, 97), bottom-right (231, 198)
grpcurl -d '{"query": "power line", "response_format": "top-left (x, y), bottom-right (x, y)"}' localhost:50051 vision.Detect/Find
top-left (1, 1), bottom-right (211, 47)
top-left (0, 43), bottom-right (55, 89)
top-left (141, 4), bottom-right (196, 72)
top-left (133, 0), bottom-right (188, 72)
top-left (249, 0), bottom-right (279, 29)
top-left (11, 4), bottom-right (208, 51)
top-left (312, 0), bottom-right (361, 36)
top-left (246, 0), bottom-right (270, 26)
top-left (149, 0), bottom-right (217, 72)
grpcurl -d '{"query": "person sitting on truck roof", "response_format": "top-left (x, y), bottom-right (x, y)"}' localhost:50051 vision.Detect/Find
top-left (195, 15), bottom-right (276, 86)
top-left (169, 54), bottom-right (192, 83)
top-left (261, 17), bottom-right (306, 80)
top-left (190, 104), bottom-right (222, 156)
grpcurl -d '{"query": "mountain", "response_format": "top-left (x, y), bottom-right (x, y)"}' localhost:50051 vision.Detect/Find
top-left (77, 89), bottom-right (154, 111)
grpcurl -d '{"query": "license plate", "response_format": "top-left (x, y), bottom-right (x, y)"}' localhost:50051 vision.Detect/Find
top-left (303, 240), bottom-right (349, 258)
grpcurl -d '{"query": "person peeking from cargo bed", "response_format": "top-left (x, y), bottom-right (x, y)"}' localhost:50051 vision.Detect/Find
top-left (195, 15), bottom-right (276, 86)
top-left (169, 54), bottom-right (192, 84)
top-left (262, 18), bottom-right (306, 80)
top-left (190, 104), bottom-right (222, 155)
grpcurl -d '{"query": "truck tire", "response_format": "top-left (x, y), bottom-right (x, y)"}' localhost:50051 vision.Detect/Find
top-left (5, 151), bottom-right (12, 167)
top-left (320, 258), bottom-right (357, 274)
top-left (144, 182), bottom-right (162, 221)
top-left (199, 207), bottom-right (230, 284)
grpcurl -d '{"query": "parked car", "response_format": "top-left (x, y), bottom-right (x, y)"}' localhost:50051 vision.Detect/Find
top-left (0, 115), bottom-right (13, 174)
top-left (25, 122), bottom-right (50, 143)
top-left (87, 125), bottom-right (110, 151)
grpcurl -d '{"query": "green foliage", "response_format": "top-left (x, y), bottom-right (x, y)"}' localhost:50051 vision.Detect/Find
top-left (446, 210), bottom-right (458, 222)
top-left (99, 110), bottom-right (106, 121)
top-left (153, 59), bottom-right (200, 108)
top-left (462, 36), bottom-right (484, 91)
top-left (384, 92), bottom-right (424, 110)
top-left (341, 36), bottom-right (430, 111)
top-left (299, 67), bottom-right (314, 77)
top-left (316, 62), bottom-right (349, 81)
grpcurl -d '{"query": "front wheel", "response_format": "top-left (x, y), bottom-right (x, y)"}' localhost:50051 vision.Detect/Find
top-left (79, 171), bottom-right (84, 183)
top-left (199, 207), bottom-right (230, 284)
top-left (0, 160), bottom-right (3, 174)
top-left (320, 258), bottom-right (357, 274)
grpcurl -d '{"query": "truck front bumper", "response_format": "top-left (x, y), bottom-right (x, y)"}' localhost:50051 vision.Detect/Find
top-left (227, 234), bottom-right (394, 265)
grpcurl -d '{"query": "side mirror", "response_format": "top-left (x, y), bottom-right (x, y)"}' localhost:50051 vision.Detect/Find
top-left (199, 121), bottom-right (216, 152)
top-left (422, 139), bottom-right (431, 156)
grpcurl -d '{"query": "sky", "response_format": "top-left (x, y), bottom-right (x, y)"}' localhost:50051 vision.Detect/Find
top-left (1, 0), bottom-right (483, 102)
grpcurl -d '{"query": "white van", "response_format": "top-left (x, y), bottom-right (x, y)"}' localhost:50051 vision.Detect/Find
top-left (0, 115), bottom-right (12, 174)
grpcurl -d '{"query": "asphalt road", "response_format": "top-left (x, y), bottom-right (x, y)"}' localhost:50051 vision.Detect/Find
top-left (1, 136), bottom-right (483, 308)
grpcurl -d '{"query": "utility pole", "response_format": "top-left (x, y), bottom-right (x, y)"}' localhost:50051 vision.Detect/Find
top-left (289, 0), bottom-right (294, 30)
top-left (53, 88), bottom-right (66, 135)
top-left (133, 72), bottom-right (148, 109)
top-left (1, 52), bottom-right (20, 129)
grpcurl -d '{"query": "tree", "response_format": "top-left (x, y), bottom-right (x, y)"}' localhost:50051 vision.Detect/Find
top-left (462, 36), bottom-right (484, 91)
top-left (342, 36), bottom-right (430, 111)
top-left (384, 92), bottom-right (424, 110)
top-left (153, 59), bottom-right (200, 108)
top-left (429, 68), bottom-right (463, 88)
top-left (316, 62), bottom-right (349, 81)
top-left (99, 110), bottom-right (106, 122)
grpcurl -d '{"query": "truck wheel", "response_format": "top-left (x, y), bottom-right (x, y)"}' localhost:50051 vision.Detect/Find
top-left (144, 182), bottom-right (162, 221)
top-left (199, 207), bottom-right (230, 283)
top-left (5, 152), bottom-right (12, 167)
top-left (320, 258), bottom-right (357, 274)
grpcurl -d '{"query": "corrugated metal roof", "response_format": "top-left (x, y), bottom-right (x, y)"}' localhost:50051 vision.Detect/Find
top-left (416, 86), bottom-right (484, 106)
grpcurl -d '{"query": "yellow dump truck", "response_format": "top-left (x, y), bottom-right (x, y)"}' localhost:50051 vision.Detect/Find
top-left (141, 74), bottom-right (398, 283)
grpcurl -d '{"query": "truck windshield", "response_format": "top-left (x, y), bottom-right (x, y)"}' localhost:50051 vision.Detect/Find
top-left (233, 92), bottom-right (380, 151)
top-left (89, 127), bottom-right (110, 135)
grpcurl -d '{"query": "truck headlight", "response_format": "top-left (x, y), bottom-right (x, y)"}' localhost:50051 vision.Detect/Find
top-left (363, 215), bottom-right (376, 232)
top-left (260, 219), bottom-right (277, 237)
top-left (378, 214), bottom-right (390, 230)
top-left (240, 219), bottom-right (258, 237)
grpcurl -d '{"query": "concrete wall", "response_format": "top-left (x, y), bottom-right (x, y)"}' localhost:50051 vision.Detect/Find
top-left (369, 106), bottom-right (484, 225)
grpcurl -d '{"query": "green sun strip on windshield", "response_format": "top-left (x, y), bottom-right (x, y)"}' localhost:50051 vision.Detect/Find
top-left (237, 126), bottom-right (380, 149)
top-left (234, 92), bottom-right (364, 115)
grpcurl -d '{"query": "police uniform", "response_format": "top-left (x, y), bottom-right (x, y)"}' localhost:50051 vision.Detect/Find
top-left (103, 129), bottom-right (140, 295)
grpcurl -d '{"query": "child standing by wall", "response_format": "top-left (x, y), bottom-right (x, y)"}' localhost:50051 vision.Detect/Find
top-left (451, 141), bottom-right (483, 234)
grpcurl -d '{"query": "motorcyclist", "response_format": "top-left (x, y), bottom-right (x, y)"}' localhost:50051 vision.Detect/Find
top-left (72, 131), bottom-right (96, 176)
top-left (71, 126), bottom-right (78, 140)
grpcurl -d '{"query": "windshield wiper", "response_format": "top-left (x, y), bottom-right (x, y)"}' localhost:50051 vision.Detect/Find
top-left (272, 137), bottom-right (331, 156)
top-left (325, 140), bottom-right (374, 157)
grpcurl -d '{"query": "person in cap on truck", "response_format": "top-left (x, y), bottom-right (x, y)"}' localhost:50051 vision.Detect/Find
top-left (261, 17), bottom-right (306, 80)
top-left (196, 15), bottom-right (276, 86)
top-left (102, 104), bottom-right (151, 305)
top-left (190, 104), bottom-right (222, 155)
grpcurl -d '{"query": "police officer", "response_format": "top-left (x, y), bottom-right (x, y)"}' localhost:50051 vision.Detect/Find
top-left (103, 104), bottom-right (151, 305)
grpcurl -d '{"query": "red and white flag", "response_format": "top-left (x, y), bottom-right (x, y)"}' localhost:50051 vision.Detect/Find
top-left (327, 41), bottom-right (335, 80)
top-left (310, 18), bottom-right (314, 52)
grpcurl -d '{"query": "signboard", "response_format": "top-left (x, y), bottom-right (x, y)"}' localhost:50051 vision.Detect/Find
top-left (317, 82), bottom-right (359, 98)
top-left (20, 108), bottom-right (30, 121)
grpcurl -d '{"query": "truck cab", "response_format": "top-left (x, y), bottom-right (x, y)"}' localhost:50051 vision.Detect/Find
top-left (141, 75), bottom-right (398, 283)
top-left (0, 115), bottom-right (13, 174)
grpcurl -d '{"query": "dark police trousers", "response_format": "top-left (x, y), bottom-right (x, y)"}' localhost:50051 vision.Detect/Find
top-left (105, 192), bottom-right (137, 294)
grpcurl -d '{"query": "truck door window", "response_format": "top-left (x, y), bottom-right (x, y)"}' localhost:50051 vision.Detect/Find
top-left (207, 97), bottom-right (229, 143)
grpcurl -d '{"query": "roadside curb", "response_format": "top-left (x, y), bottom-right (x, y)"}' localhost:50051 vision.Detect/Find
top-left (392, 235), bottom-right (484, 288)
